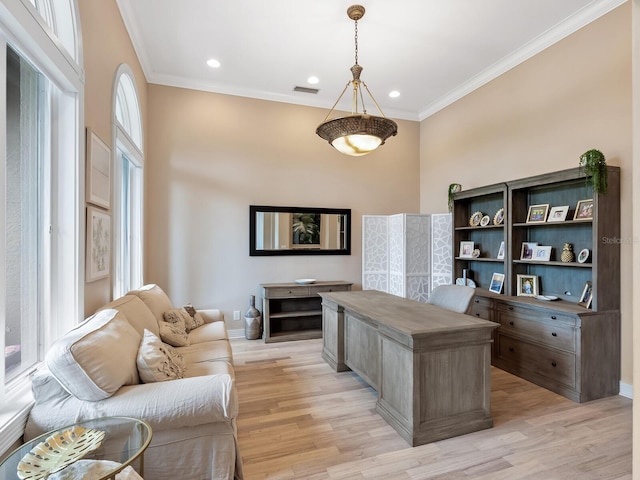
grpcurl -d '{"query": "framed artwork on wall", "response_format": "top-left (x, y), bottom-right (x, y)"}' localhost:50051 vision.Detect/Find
top-left (86, 128), bottom-right (111, 209)
top-left (86, 206), bottom-right (111, 282)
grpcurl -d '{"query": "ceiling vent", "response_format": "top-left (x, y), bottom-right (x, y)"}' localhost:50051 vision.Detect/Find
top-left (294, 86), bottom-right (319, 94)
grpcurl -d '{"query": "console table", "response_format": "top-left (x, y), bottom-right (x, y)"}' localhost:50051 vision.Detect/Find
top-left (320, 289), bottom-right (499, 446)
top-left (261, 281), bottom-right (352, 343)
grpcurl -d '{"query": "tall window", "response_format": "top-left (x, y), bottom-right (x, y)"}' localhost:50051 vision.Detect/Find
top-left (0, 0), bottom-right (82, 452)
top-left (113, 66), bottom-right (143, 297)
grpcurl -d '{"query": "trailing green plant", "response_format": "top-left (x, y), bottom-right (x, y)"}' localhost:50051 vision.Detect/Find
top-left (579, 149), bottom-right (607, 194)
top-left (448, 183), bottom-right (462, 212)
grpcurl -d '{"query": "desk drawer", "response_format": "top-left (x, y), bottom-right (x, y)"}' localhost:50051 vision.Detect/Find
top-left (496, 334), bottom-right (576, 389)
top-left (264, 286), bottom-right (310, 298)
top-left (495, 307), bottom-right (576, 352)
top-left (310, 284), bottom-right (351, 295)
top-left (470, 296), bottom-right (492, 320)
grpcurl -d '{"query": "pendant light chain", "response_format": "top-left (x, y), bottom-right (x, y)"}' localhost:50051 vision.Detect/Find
top-left (354, 18), bottom-right (359, 65)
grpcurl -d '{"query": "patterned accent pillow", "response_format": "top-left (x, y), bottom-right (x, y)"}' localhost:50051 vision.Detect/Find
top-left (182, 303), bottom-right (204, 331)
top-left (163, 308), bottom-right (191, 331)
top-left (192, 312), bottom-right (205, 329)
top-left (183, 303), bottom-right (196, 317)
top-left (137, 329), bottom-right (185, 383)
top-left (158, 321), bottom-right (190, 347)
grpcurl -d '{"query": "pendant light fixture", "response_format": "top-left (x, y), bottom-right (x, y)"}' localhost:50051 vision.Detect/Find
top-left (316, 5), bottom-right (398, 157)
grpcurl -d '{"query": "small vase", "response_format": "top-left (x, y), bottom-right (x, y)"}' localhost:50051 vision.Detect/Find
top-left (244, 295), bottom-right (262, 340)
top-left (561, 243), bottom-right (575, 263)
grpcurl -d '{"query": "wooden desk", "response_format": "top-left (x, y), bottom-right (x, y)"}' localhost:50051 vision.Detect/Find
top-left (320, 290), bottom-right (499, 446)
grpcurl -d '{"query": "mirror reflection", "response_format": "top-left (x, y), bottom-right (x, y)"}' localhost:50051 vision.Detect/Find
top-left (250, 206), bottom-right (351, 256)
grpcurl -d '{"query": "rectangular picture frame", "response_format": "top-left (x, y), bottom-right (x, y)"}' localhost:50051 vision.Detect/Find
top-left (489, 272), bottom-right (505, 294)
top-left (574, 198), bottom-right (594, 221)
top-left (459, 240), bottom-right (474, 258)
top-left (496, 241), bottom-right (505, 260)
top-left (86, 206), bottom-right (111, 282)
top-left (520, 242), bottom-right (538, 260)
top-left (86, 128), bottom-right (112, 209)
top-left (516, 274), bottom-right (539, 297)
top-left (526, 203), bottom-right (550, 223)
top-left (532, 245), bottom-right (552, 261)
top-left (579, 281), bottom-right (593, 308)
top-left (547, 205), bottom-right (569, 222)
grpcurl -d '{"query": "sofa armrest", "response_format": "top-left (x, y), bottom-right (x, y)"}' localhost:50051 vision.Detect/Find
top-left (26, 374), bottom-right (237, 440)
top-left (198, 308), bottom-right (224, 323)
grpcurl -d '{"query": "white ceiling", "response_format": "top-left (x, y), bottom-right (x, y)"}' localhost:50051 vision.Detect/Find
top-left (116, 0), bottom-right (625, 122)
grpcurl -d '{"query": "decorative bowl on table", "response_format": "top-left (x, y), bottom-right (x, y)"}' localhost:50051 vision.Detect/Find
top-left (294, 278), bottom-right (316, 284)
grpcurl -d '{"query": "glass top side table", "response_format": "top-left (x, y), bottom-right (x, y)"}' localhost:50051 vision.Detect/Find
top-left (0, 416), bottom-right (152, 480)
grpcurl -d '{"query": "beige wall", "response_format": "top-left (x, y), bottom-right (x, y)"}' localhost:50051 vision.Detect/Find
top-left (420, 4), bottom-right (633, 386)
top-left (78, 0), bottom-right (148, 316)
top-left (145, 85), bottom-right (420, 328)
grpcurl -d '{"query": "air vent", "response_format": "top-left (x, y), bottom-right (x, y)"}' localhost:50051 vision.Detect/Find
top-left (293, 86), bottom-right (319, 94)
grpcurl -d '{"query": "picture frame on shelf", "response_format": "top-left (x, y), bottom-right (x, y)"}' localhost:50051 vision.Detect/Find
top-left (489, 273), bottom-right (505, 294)
top-left (574, 199), bottom-right (594, 220)
top-left (526, 204), bottom-right (550, 223)
top-left (493, 208), bottom-right (504, 225)
top-left (469, 211), bottom-right (483, 227)
top-left (579, 281), bottom-right (593, 308)
top-left (496, 241), bottom-right (505, 260)
top-left (516, 274), bottom-right (539, 297)
top-left (520, 242), bottom-right (538, 260)
top-left (86, 128), bottom-right (111, 209)
top-left (547, 205), bottom-right (569, 222)
top-left (459, 241), bottom-right (475, 258)
top-left (532, 245), bottom-right (552, 261)
top-left (480, 215), bottom-right (490, 227)
top-left (86, 206), bottom-right (111, 282)
top-left (577, 248), bottom-right (590, 264)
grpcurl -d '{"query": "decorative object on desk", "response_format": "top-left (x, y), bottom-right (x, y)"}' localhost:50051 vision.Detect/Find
top-left (459, 241), bottom-right (474, 258)
top-left (560, 242), bottom-right (575, 263)
top-left (496, 241), bottom-right (505, 260)
top-left (469, 211), bottom-right (483, 227)
top-left (480, 215), bottom-right (490, 227)
top-left (577, 248), bottom-right (590, 264)
top-left (471, 248), bottom-right (481, 258)
top-left (520, 242), bottom-right (538, 260)
top-left (294, 278), bottom-right (317, 284)
top-left (536, 295), bottom-right (559, 301)
top-left (489, 272), bottom-right (505, 294)
top-left (526, 204), bottom-right (549, 223)
top-left (493, 208), bottom-right (504, 225)
top-left (574, 198), bottom-right (594, 220)
top-left (548, 205), bottom-right (569, 222)
top-left (244, 295), bottom-right (262, 340)
top-left (516, 274), bottom-right (539, 297)
top-left (579, 149), bottom-right (608, 194)
top-left (315, 4), bottom-right (398, 156)
top-left (448, 183), bottom-right (462, 212)
top-left (579, 281), bottom-right (593, 308)
top-left (532, 245), bottom-right (552, 261)
top-left (17, 426), bottom-right (106, 480)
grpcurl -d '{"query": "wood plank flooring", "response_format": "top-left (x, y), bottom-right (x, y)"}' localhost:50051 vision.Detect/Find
top-left (231, 338), bottom-right (631, 479)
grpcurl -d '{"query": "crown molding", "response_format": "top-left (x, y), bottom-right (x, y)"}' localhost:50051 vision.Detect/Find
top-left (115, 0), bottom-right (152, 82)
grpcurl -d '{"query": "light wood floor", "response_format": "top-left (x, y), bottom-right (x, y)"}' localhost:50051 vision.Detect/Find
top-left (231, 337), bottom-right (632, 480)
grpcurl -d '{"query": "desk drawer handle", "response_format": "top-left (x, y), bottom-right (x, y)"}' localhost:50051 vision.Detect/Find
top-left (328, 288), bottom-right (333, 292)
top-left (475, 313), bottom-right (480, 317)
top-left (551, 315), bottom-right (557, 320)
top-left (551, 332), bottom-right (557, 337)
top-left (551, 361), bottom-right (557, 367)
top-left (474, 299), bottom-right (480, 303)
top-left (508, 307), bottom-right (514, 311)
top-left (288, 290), bottom-right (292, 294)
top-left (509, 347), bottom-right (514, 352)
top-left (509, 321), bottom-right (514, 326)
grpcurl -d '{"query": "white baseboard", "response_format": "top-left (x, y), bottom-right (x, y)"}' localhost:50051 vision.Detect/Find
top-left (619, 381), bottom-right (633, 399)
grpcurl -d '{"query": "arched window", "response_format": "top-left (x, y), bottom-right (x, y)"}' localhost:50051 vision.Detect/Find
top-left (113, 65), bottom-right (144, 297)
top-left (0, 0), bottom-right (82, 454)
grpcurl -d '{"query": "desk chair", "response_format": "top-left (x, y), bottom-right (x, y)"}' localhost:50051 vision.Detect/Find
top-left (428, 285), bottom-right (476, 314)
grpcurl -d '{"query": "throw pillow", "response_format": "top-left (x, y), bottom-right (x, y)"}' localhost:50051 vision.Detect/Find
top-left (182, 303), bottom-right (196, 317)
top-left (158, 321), bottom-right (190, 347)
top-left (163, 308), bottom-right (191, 331)
top-left (137, 329), bottom-right (185, 383)
top-left (192, 311), bottom-right (205, 329)
top-left (182, 303), bottom-right (205, 330)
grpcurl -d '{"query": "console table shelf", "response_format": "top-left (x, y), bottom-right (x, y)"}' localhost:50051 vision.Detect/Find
top-left (261, 281), bottom-right (352, 343)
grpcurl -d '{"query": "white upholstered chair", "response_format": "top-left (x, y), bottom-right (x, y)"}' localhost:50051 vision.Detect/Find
top-left (428, 285), bottom-right (476, 314)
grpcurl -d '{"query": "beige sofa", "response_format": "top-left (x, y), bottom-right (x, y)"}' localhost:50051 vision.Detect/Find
top-left (24, 284), bottom-right (243, 480)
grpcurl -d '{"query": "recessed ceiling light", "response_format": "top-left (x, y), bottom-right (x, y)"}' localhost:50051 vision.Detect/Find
top-left (389, 90), bottom-right (400, 98)
top-left (307, 76), bottom-right (319, 85)
top-left (206, 58), bottom-right (221, 68)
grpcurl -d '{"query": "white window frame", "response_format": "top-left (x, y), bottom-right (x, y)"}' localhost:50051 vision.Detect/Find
top-left (112, 64), bottom-right (143, 297)
top-left (0, 0), bottom-right (82, 456)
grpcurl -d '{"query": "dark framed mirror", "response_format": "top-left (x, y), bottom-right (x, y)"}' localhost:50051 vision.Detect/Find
top-left (250, 205), bottom-right (351, 256)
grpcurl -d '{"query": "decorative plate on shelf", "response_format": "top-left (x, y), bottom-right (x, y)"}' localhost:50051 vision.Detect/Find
top-left (577, 248), bottom-right (590, 263)
top-left (17, 426), bottom-right (106, 480)
top-left (455, 278), bottom-right (476, 288)
top-left (469, 211), bottom-right (483, 227)
top-left (480, 215), bottom-right (490, 227)
top-left (536, 295), bottom-right (559, 301)
top-left (493, 208), bottom-right (505, 225)
top-left (294, 278), bottom-right (316, 284)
